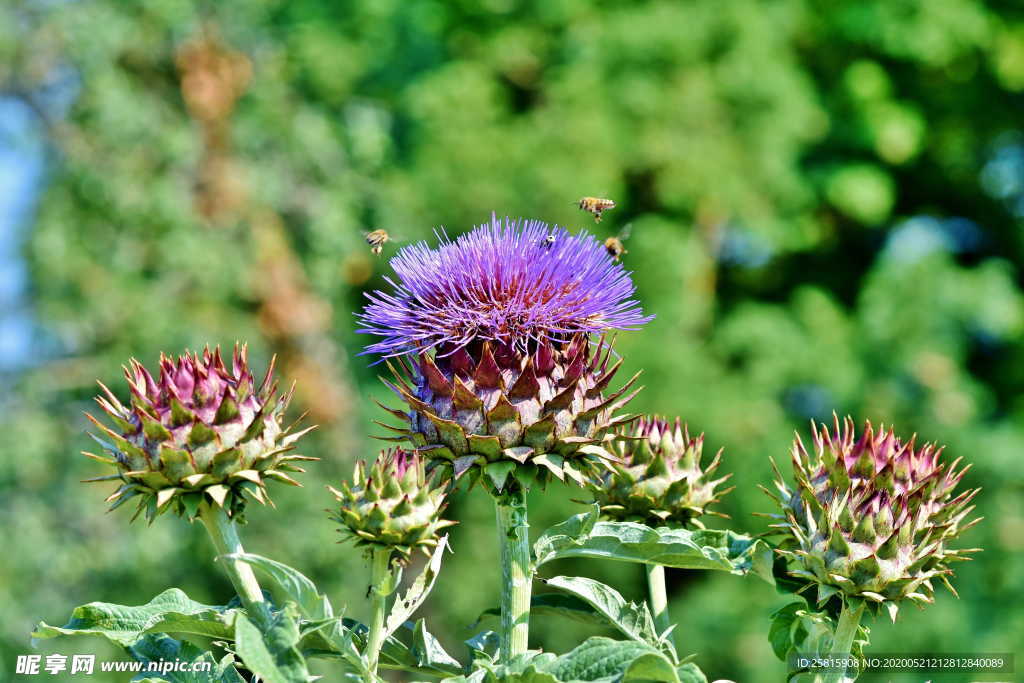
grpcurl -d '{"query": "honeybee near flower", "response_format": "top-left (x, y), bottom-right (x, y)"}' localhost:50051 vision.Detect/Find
top-left (604, 224), bottom-right (632, 262)
top-left (576, 196), bottom-right (616, 222)
top-left (362, 229), bottom-right (392, 256)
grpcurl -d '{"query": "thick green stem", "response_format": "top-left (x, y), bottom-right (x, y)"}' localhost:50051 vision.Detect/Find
top-left (495, 488), bottom-right (531, 662)
top-left (824, 600), bottom-right (866, 683)
top-left (364, 547), bottom-right (393, 676)
top-left (198, 503), bottom-right (266, 619)
top-left (646, 563), bottom-right (672, 643)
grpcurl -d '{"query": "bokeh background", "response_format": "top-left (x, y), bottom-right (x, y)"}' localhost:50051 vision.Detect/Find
top-left (3, 1), bottom-right (1024, 681)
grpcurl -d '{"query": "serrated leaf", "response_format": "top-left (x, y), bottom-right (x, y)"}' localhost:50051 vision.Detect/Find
top-left (226, 553), bottom-right (329, 620)
top-left (411, 618), bottom-right (464, 674)
top-left (340, 617), bottom-right (457, 678)
top-left (475, 593), bottom-right (609, 630)
top-left (299, 618), bottom-right (364, 673)
top-left (128, 633), bottom-right (245, 683)
top-left (541, 576), bottom-right (663, 654)
top-left (465, 628), bottom-right (500, 658)
top-left (533, 507), bottom-right (773, 584)
top-left (234, 606), bottom-right (309, 683)
top-left (32, 588), bottom-right (237, 646)
top-left (551, 637), bottom-right (679, 682)
top-left (384, 536), bottom-right (449, 639)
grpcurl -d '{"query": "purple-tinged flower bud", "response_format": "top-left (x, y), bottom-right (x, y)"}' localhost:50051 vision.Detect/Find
top-left (762, 416), bottom-right (981, 622)
top-left (83, 345), bottom-right (316, 522)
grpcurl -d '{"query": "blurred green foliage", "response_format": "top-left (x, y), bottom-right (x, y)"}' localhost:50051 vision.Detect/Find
top-left (3, 0), bottom-right (1024, 680)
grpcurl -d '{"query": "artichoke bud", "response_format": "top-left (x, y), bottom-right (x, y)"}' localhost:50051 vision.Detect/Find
top-left (329, 448), bottom-right (455, 561)
top-left (591, 416), bottom-right (733, 528)
top-left (380, 335), bottom-right (641, 492)
top-left (84, 345), bottom-right (316, 523)
top-left (764, 416), bottom-right (981, 622)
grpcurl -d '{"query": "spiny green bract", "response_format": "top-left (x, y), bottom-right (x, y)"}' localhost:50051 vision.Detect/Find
top-left (379, 335), bottom-right (641, 493)
top-left (591, 416), bottom-right (733, 528)
top-left (764, 416), bottom-right (981, 622)
top-left (328, 448), bottom-right (455, 561)
top-left (84, 345), bottom-right (316, 523)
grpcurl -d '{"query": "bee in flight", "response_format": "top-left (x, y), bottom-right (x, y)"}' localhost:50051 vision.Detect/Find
top-left (604, 224), bottom-right (632, 262)
top-left (576, 196), bottom-right (616, 223)
top-left (362, 229), bottom-right (392, 256)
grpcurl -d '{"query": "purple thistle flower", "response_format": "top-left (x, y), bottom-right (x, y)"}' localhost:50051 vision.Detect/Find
top-left (358, 215), bottom-right (652, 357)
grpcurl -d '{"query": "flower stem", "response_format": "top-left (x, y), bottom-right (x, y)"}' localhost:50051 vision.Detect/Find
top-left (494, 487), bottom-right (531, 663)
top-left (824, 599), bottom-right (866, 683)
top-left (646, 563), bottom-right (673, 643)
top-left (197, 503), bottom-right (267, 620)
top-left (364, 547), bottom-right (393, 676)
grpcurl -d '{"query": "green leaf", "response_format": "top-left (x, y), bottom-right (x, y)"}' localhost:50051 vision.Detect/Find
top-left (338, 617), bottom-right (459, 678)
top-left (128, 633), bottom-right (245, 682)
top-left (551, 637), bottom-right (678, 682)
top-left (297, 612), bottom-right (358, 660)
top-left (464, 629), bottom-right (501, 666)
top-left (32, 588), bottom-right (238, 647)
top-left (498, 637), bottom-right (680, 682)
top-left (540, 576), bottom-right (663, 653)
top-left (234, 605), bottom-right (310, 683)
top-left (411, 618), bottom-right (464, 674)
top-left (447, 638), bottom-right (680, 681)
top-left (768, 598), bottom-right (871, 679)
top-left (440, 672), bottom-right (488, 683)
top-left (533, 507), bottom-right (774, 584)
top-left (768, 601), bottom-right (803, 662)
top-left (475, 593), bottom-right (609, 629)
top-left (226, 553), bottom-right (329, 620)
top-left (674, 662), bottom-right (709, 683)
top-left (384, 535), bottom-right (449, 638)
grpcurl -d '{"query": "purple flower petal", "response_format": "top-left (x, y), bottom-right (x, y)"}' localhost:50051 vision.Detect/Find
top-left (358, 215), bottom-right (653, 357)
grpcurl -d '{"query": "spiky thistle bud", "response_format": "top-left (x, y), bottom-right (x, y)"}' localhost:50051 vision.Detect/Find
top-left (84, 345), bottom-right (316, 522)
top-left (328, 449), bottom-right (455, 561)
top-left (358, 215), bottom-right (653, 492)
top-left (763, 416), bottom-right (981, 622)
top-left (591, 416), bottom-right (733, 527)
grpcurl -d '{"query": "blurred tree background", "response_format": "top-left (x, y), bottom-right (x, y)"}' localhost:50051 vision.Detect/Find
top-left (2, 0), bottom-right (1024, 680)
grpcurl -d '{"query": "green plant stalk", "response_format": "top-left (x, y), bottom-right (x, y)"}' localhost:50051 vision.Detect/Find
top-left (364, 547), bottom-right (393, 675)
top-left (495, 487), bottom-right (531, 662)
top-left (646, 563), bottom-right (672, 642)
top-left (197, 503), bottom-right (266, 619)
top-left (824, 599), bottom-right (866, 683)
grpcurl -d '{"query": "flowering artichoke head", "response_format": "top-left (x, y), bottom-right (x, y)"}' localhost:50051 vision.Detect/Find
top-left (593, 416), bottom-right (733, 527)
top-left (765, 416), bottom-right (981, 622)
top-left (329, 448), bottom-right (455, 561)
top-left (359, 216), bottom-right (653, 493)
top-left (85, 345), bottom-right (315, 522)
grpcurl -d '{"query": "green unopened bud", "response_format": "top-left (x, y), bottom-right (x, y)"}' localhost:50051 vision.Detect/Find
top-left (591, 416), bottom-right (733, 528)
top-left (329, 449), bottom-right (456, 562)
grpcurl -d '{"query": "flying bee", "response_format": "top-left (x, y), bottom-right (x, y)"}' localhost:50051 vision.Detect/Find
top-left (362, 229), bottom-right (393, 256)
top-left (576, 196), bottom-right (616, 223)
top-left (604, 223), bottom-right (632, 262)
